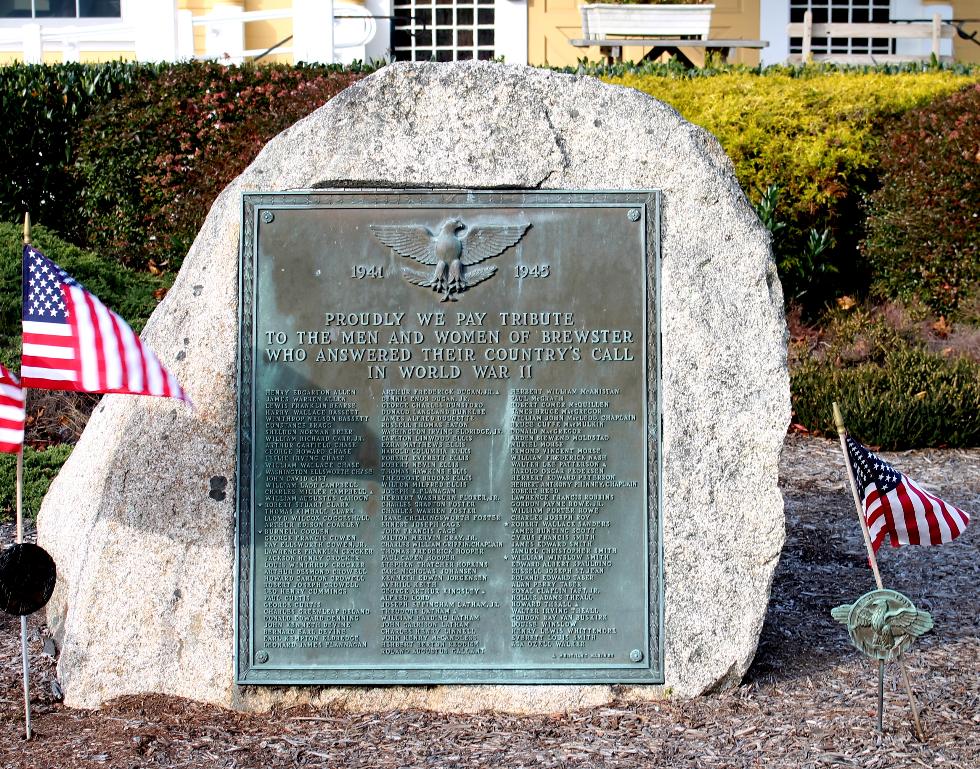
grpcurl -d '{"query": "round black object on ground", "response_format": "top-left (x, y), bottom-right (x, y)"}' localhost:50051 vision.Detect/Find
top-left (0, 543), bottom-right (57, 616)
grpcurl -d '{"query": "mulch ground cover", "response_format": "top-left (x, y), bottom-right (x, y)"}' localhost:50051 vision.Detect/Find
top-left (0, 434), bottom-right (977, 769)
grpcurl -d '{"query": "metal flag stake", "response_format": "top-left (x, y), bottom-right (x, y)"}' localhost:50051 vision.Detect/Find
top-left (831, 402), bottom-right (928, 742)
top-left (0, 215), bottom-right (64, 741)
top-left (19, 212), bottom-right (32, 740)
top-left (831, 587), bottom-right (932, 737)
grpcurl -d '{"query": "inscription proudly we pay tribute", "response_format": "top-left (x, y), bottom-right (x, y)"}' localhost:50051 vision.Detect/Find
top-left (237, 190), bottom-right (663, 685)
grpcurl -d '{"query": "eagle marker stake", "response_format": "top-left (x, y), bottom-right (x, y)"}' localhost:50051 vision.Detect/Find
top-left (832, 401), bottom-right (925, 742)
top-left (877, 660), bottom-right (884, 733)
top-left (18, 213), bottom-right (32, 740)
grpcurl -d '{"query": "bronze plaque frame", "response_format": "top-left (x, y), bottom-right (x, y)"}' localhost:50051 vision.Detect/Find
top-left (236, 189), bottom-right (662, 685)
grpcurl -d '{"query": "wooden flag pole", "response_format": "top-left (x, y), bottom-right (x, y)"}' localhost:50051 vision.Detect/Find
top-left (831, 402), bottom-right (883, 591)
top-left (898, 659), bottom-right (925, 742)
top-left (18, 213), bottom-right (32, 740)
top-left (831, 401), bottom-right (925, 742)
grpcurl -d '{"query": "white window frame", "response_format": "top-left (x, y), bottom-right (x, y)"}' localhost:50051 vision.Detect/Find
top-left (0, 0), bottom-right (122, 21)
top-left (390, 0), bottom-right (526, 64)
top-left (788, 0), bottom-right (894, 57)
top-left (0, 1), bottom-right (181, 63)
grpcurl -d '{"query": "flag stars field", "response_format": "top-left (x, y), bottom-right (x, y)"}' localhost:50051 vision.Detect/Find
top-left (20, 244), bottom-right (191, 405)
top-left (846, 436), bottom-right (970, 552)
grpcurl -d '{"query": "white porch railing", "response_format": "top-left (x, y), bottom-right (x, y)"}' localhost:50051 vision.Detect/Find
top-left (787, 11), bottom-right (955, 64)
top-left (0, 0), bottom-right (382, 65)
top-left (190, 1), bottom-right (378, 65)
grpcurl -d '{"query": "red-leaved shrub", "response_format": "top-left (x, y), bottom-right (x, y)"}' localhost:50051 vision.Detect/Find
top-left (71, 62), bottom-right (368, 270)
top-left (862, 83), bottom-right (980, 316)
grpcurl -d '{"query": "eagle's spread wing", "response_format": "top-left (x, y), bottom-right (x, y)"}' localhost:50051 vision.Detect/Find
top-left (400, 266), bottom-right (435, 286)
top-left (852, 605), bottom-right (876, 628)
top-left (830, 605), bottom-right (852, 625)
top-left (463, 265), bottom-right (497, 288)
top-left (886, 608), bottom-right (934, 637)
top-left (460, 222), bottom-right (531, 266)
top-left (370, 225), bottom-right (437, 265)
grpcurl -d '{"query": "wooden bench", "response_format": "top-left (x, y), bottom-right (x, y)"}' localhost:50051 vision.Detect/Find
top-left (787, 11), bottom-right (956, 64)
top-left (569, 38), bottom-right (769, 67)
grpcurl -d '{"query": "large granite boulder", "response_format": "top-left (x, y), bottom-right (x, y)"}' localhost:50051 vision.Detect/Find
top-left (38, 61), bottom-right (789, 710)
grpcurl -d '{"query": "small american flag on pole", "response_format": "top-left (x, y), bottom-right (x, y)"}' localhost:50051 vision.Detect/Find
top-left (21, 245), bottom-right (190, 404)
top-left (847, 436), bottom-right (970, 552)
top-left (0, 363), bottom-right (24, 454)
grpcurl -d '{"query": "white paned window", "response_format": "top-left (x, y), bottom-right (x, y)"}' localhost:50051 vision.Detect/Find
top-left (392, 0), bottom-right (495, 62)
top-left (789, 0), bottom-right (892, 55)
top-left (0, 0), bottom-right (120, 18)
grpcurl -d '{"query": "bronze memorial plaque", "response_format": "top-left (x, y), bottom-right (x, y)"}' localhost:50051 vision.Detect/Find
top-left (237, 190), bottom-right (662, 684)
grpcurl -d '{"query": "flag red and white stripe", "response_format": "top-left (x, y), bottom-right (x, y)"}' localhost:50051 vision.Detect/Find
top-left (21, 245), bottom-right (190, 404)
top-left (0, 364), bottom-right (24, 455)
top-left (847, 436), bottom-right (970, 551)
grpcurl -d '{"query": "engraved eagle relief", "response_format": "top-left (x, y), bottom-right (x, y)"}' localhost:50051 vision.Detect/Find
top-left (831, 590), bottom-right (934, 661)
top-left (370, 218), bottom-right (531, 302)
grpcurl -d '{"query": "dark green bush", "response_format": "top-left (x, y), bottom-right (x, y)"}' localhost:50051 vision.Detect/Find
top-left (0, 62), bottom-right (147, 235)
top-left (71, 62), bottom-right (369, 270)
top-left (791, 310), bottom-right (980, 448)
top-left (753, 185), bottom-right (838, 303)
top-left (0, 221), bottom-right (168, 364)
top-left (0, 444), bottom-right (72, 521)
top-left (862, 83), bottom-right (980, 317)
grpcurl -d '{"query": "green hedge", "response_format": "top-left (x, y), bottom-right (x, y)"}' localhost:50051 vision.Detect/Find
top-left (791, 310), bottom-right (980, 449)
top-left (605, 66), bottom-right (977, 308)
top-left (0, 221), bottom-right (167, 364)
top-left (0, 444), bottom-right (72, 522)
top-left (793, 349), bottom-right (980, 449)
top-left (862, 83), bottom-right (980, 317)
top-left (0, 62), bottom-right (149, 236)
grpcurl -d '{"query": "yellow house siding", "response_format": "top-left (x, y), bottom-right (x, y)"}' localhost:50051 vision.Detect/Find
top-left (528, 0), bottom-right (761, 67)
top-left (710, 0), bottom-right (760, 65)
top-left (528, 0), bottom-right (596, 67)
top-left (179, 0), bottom-right (245, 59)
top-left (527, 0), bottom-right (664, 66)
top-left (177, 0), bottom-right (293, 62)
top-left (0, 48), bottom-right (133, 66)
top-left (951, 0), bottom-right (980, 63)
top-left (244, 0), bottom-right (292, 62)
top-left (79, 50), bottom-right (135, 63)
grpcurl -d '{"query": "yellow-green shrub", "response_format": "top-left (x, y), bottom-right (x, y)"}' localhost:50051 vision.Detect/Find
top-left (605, 68), bottom-right (977, 307)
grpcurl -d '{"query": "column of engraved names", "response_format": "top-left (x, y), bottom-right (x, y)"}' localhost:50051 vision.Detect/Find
top-left (510, 388), bottom-right (638, 655)
top-left (379, 388), bottom-right (504, 656)
top-left (262, 389), bottom-right (372, 650)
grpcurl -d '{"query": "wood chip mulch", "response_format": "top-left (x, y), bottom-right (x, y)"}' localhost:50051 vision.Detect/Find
top-left (1, 434), bottom-right (977, 768)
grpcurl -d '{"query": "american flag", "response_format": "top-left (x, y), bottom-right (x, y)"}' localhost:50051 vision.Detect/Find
top-left (847, 436), bottom-right (970, 551)
top-left (0, 363), bottom-right (24, 455)
top-left (21, 245), bottom-right (190, 403)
